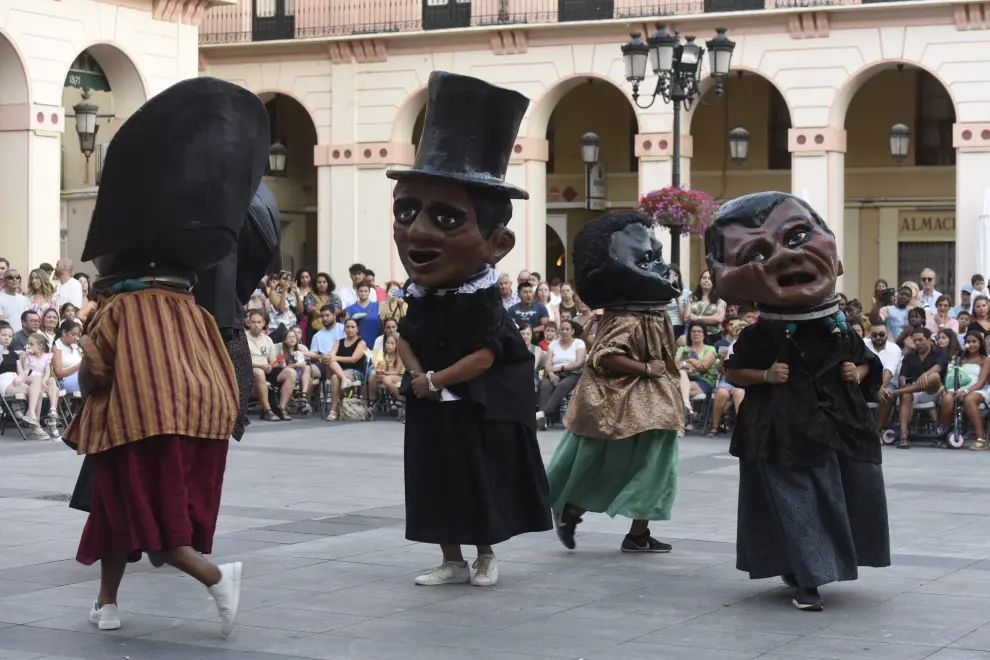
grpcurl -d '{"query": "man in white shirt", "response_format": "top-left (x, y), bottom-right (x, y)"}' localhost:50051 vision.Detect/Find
top-left (919, 268), bottom-right (942, 312)
top-left (54, 259), bottom-right (84, 309)
top-left (0, 270), bottom-right (29, 333)
top-left (866, 325), bottom-right (902, 434)
top-left (337, 263), bottom-right (378, 308)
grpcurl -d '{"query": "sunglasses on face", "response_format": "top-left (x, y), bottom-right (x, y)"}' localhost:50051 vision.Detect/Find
top-left (4, 275), bottom-right (19, 281)
top-left (922, 277), bottom-right (934, 282)
top-left (871, 333), bottom-right (886, 339)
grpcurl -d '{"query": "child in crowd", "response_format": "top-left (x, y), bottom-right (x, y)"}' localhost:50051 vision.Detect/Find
top-left (61, 303), bottom-right (78, 322)
top-left (539, 322), bottom-right (556, 352)
top-left (18, 332), bottom-right (61, 439)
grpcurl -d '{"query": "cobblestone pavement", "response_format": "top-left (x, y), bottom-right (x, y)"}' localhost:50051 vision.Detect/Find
top-left (1, 421), bottom-right (990, 660)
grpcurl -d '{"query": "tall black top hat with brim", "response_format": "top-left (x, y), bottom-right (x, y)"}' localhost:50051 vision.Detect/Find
top-left (82, 76), bottom-right (270, 275)
top-left (386, 71), bottom-right (530, 200)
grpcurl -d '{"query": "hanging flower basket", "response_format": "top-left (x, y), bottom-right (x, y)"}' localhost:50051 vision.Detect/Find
top-left (638, 186), bottom-right (719, 237)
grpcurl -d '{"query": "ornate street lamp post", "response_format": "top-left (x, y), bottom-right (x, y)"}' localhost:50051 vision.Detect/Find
top-left (621, 25), bottom-right (736, 265)
top-left (581, 132), bottom-right (602, 211)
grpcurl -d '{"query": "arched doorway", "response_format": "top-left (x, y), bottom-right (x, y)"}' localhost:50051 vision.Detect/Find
top-left (688, 71), bottom-right (792, 282)
top-left (61, 44), bottom-right (147, 268)
top-left (0, 33), bottom-right (32, 273)
top-left (259, 92), bottom-right (318, 274)
top-left (841, 65), bottom-right (956, 304)
top-left (545, 225), bottom-right (565, 284)
top-left (543, 78), bottom-right (639, 281)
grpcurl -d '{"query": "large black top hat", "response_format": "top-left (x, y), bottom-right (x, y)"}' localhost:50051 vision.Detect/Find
top-left (194, 183), bottom-right (282, 331)
top-left (386, 71), bottom-right (530, 200)
top-left (82, 76), bottom-right (270, 274)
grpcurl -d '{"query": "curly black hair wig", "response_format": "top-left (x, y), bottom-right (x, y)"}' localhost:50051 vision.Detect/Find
top-left (573, 210), bottom-right (654, 303)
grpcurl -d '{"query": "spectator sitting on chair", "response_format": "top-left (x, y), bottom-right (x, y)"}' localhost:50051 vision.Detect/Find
top-left (10, 310), bottom-right (41, 352)
top-left (17, 333), bottom-right (61, 440)
top-left (346, 280), bottom-right (380, 348)
top-left (281, 329), bottom-right (313, 415)
top-left (538, 322), bottom-right (556, 352)
top-left (957, 311), bottom-right (973, 342)
top-left (52, 319), bottom-right (82, 394)
top-left (535, 319), bottom-right (585, 431)
top-left (41, 308), bottom-right (59, 349)
top-left (309, 304), bottom-right (345, 383)
top-left (247, 309), bottom-right (295, 422)
top-left (676, 323), bottom-right (718, 431)
top-left (326, 318), bottom-right (367, 421)
top-left (371, 334), bottom-right (405, 405)
top-left (937, 329), bottom-right (990, 449)
top-left (60, 303), bottom-right (77, 323)
top-left (508, 281), bottom-right (550, 346)
top-left (708, 320), bottom-right (747, 437)
top-left (0, 322), bottom-right (47, 441)
top-left (882, 327), bottom-right (948, 449)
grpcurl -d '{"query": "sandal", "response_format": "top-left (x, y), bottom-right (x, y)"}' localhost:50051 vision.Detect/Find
top-left (261, 410), bottom-right (279, 422)
top-left (971, 438), bottom-right (988, 451)
top-left (279, 410), bottom-right (293, 421)
top-left (327, 411), bottom-right (338, 421)
top-left (897, 436), bottom-right (910, 449)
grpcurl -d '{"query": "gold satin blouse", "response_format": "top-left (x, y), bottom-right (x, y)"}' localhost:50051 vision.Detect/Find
top-left (564, 310), bottom-right (684, 440)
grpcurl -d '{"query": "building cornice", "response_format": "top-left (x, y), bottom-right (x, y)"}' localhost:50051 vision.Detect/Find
top-left (153, 0), bottom-right (218, 25)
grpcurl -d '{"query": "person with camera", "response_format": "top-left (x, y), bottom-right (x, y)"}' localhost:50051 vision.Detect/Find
top-left (266, 270), bottom-right (299, 336)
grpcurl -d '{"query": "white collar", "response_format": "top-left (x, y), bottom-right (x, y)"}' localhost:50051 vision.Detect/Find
top-left (407, 268), bottom-right (499, 298)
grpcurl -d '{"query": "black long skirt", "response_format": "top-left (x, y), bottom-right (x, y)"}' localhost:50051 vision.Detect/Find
top-left (736, 452), bottom-right (891, 587)
top-left (404, 399), bottom-right (552, 546)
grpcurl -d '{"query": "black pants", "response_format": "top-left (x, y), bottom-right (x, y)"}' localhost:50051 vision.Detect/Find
top-left (539, 372), bottom-right (580, 417)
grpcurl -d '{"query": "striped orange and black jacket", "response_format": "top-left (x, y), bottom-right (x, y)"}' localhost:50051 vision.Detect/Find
top-left (64, 287), bottom-right (239, 455)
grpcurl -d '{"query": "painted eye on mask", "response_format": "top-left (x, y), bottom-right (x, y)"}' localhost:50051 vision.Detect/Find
top-left (394, 206), bottom-right (418, 224)
top-left (786, 229), bottom-right (810, 248)
top-left (636, 250), bottom-right (655, 268)
top-left (434, 213), bottom-right (459, 228)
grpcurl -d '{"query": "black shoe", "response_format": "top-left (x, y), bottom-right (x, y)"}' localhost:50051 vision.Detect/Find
top-left (147, 551), bottom-right (165, 568)
top-left (792, 586), bottom-right (823, 611)
top-left (555, 510), bottom-right (582, 550)
top-left (781, 574), bottom-right (798, 588)
top-left (620, 531), bottom-right (672, 553)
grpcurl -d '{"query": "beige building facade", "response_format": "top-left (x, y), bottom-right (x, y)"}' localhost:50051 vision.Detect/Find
top-left (195, 0), bottom-right (990, 305)
top-left (0, 0), bottom-right (229, 275)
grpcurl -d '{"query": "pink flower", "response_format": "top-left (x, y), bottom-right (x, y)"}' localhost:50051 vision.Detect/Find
top-left (638, 186), bottom-right (719, 236)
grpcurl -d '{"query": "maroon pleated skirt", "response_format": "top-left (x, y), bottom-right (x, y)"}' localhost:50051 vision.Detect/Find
top-left (76, 435), bottom-right (229, 566)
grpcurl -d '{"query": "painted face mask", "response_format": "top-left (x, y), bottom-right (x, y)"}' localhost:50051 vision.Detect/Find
top-left (572, 211), bottom-right (680, 310)
top-left (705, 192), bottom-right (843, 309)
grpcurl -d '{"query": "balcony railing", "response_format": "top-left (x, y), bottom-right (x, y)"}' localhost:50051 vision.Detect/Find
top-left (200, 0), bottom-right (907, 44)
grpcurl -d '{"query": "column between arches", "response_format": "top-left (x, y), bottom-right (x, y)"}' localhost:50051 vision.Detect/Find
top-left (954, 122), bottom-right (990, 285)
top-left (504, 138), bottom-right (548, 279)
top-left (789, 127), bottom-right (845, 289)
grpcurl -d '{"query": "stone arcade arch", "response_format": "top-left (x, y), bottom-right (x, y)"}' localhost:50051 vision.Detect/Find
top-left (0, 30), bottom-right (34, 271)
top-left (259, 92), bottom-right (319, 272)
top-left (60, 44), bottom-right (148, 269)
top-left (837, 62), bottom-right (958, 302)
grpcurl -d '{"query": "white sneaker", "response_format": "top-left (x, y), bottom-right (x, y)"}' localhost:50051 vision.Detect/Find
top-left (414, 561), bottom-right (470, 586)
top-left (89, 602), bottom-right (121, 630)
top-left (207, 562), bottom-right (242, 637)
top-left (21, 411), bottom-right (39, 428)
top-left (471, 554), bottom-right (498, 587)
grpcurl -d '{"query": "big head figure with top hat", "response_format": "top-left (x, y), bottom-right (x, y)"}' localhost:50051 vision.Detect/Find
top-left (82, 77), bottom-right (270, 284)
top-left (388, 71), bottom-right (529, 289)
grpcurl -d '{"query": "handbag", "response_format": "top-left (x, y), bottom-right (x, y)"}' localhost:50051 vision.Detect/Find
top-left (340, 397), bottom-right (372, 421)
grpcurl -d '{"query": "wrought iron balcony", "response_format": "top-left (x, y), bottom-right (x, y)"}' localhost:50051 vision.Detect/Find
top-left (200, 0), bottom-right (909, 45)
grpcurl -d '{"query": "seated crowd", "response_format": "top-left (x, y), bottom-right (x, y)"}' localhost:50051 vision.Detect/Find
top-left (0, 258), bottom-right (88, 441)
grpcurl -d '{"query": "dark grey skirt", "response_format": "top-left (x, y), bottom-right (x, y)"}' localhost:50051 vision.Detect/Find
top-left (736, 452), bottom-right (891, 587)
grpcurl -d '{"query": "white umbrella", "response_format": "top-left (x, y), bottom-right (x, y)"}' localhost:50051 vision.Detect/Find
top-left (979, 188), bottom-right (990, 278)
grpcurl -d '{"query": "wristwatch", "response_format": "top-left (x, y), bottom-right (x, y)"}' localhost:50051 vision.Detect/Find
top-left (644, 362), bottom-right (652, 377)
top-left (425, 370), bottom-right (440, 392)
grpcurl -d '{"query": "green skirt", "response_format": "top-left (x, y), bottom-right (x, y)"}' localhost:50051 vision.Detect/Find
top-left (546, 429), bottom-right (678, 521)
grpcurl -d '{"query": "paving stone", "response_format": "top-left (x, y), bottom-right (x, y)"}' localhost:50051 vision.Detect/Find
top-left (5, 421), bottom-right (990, 658)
